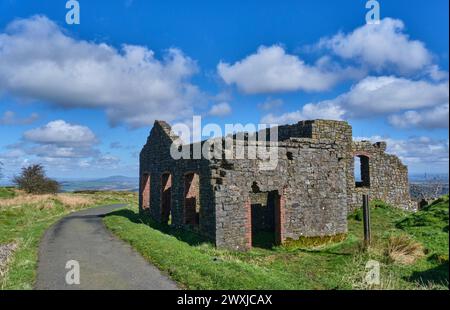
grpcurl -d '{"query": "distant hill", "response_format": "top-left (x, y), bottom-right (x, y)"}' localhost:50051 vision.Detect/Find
top-left (4, 173), bottom-right (449, 197)
top-left (59, 175), bottom-right (139, 192)
top-left (90, 175), bottom-right (138, 183)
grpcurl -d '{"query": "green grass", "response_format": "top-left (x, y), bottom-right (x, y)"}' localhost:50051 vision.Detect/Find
top-left (0, 188), bottom-right (136, 289)
top-left (396, 195), bottom-right (449, 256)
top-left (104, 197), bottom-right (449, 290)
top-left (0, 187), bottom-right (16, 199)
top-left (2, 188), bottom-right (447, 290)
top-left (104, 208), bottom-right (351, 289)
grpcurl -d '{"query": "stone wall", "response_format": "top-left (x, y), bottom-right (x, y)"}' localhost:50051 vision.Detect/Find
top-left (277, 119), bottom-right (353, 143)
top-left (347, 140), bottom-right (416, 211)
top-left (139, 121), bottom-right (216, 240)
top-left (211, 138), bottom-right (348, 251)
top-left (292, 120), bottom-right (417, 211)
top-left (139, 119), bottom-right (415, 252)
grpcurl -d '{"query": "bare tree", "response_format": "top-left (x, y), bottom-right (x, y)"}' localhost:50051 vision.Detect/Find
top-left (13, 164), bottom-right (60, 194)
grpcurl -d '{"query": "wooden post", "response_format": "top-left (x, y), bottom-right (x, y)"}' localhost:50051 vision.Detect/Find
top-left (362, 194), bottom-right (371, 246)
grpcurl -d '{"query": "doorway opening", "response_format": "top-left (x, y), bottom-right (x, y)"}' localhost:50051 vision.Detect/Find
top-left (161, 172), bottom-right (172, 224)
top-left (250, 182), bottom-right (280, 248)
top-left (184, 172), bottom-right (200, 227)
top-left (141, 173), bottom-right (150, 210)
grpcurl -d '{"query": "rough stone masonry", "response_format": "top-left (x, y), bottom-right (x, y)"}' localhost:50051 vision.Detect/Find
top-left (139, 119), bottom-right (415, 251)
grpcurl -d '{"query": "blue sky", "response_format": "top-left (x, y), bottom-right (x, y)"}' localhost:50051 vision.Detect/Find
top-left (0, 0), bottom-right (448, 180)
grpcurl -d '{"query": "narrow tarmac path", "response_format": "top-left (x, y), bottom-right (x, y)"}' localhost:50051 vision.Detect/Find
top-left (35, 204), bottom-right (179, 290)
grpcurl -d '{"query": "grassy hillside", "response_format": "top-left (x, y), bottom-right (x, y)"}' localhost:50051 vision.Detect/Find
top-left (104, 197), bottom-right (449, 290)
top-left (397, 195), bottom-right (449, 255)
top-left (0, 188), bottom-right (136, 289)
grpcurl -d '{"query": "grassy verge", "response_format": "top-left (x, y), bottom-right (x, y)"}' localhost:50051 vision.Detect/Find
top-left (0, 188), bottom-right (136, 289)
top-left (104, 197), bottom-right (449, 290)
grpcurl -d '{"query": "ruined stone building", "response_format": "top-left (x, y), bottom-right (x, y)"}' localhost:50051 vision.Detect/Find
top-left (139, 119), bottom-right (414, 251)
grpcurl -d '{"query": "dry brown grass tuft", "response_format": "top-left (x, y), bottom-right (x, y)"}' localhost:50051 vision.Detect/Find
top-left (283, 233), bottom-right (347, 250)
top-left (0, 190), bottom-right (93, 209)
top-left (55, 194), bottom-right (93, 209)
top-left (385, 235), bottom-right (424, 265)
top-left (0, 192), bottom-right (55, 208)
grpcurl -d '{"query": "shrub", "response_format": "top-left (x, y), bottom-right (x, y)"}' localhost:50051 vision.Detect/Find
top-left (385, 234), bottom-right (424, 265)
top-left (371, 199), bottom-right (391, 209)
top-left (349, 208), bottom-right (363, 221)
top-left (13, 164), bottom-right (60, 194)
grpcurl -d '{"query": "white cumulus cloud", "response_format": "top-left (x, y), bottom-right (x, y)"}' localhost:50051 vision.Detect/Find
top-left (262, 76), bottom-right (449, 128)
top-left (388, 104), bottom-right (449, 129)
top-left (339, 76), bottom-right (449, 117)
top-left (0, 15), bottom-right (200, 128)
top-left (23, 120), bottom-right (97, 147)
top-left (318, 18), bottom-right (432, 74)
top-left (355, 135), bottom-right (449, 172)
top-left (20, 120), bottom-right (99, 160)
top-left (261, 99), bottom-right (345, 124)
top-left (217, 45), bottom-right (360, 94)
top-left (208, 102), bottom-right (232, 117)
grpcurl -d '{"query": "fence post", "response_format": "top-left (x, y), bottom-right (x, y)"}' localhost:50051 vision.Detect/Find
top-left (362, 194), bottom-right (371, 246)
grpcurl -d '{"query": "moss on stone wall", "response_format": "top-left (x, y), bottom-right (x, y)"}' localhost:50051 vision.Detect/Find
top-left (283, 233), bottom-right (348, 250)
